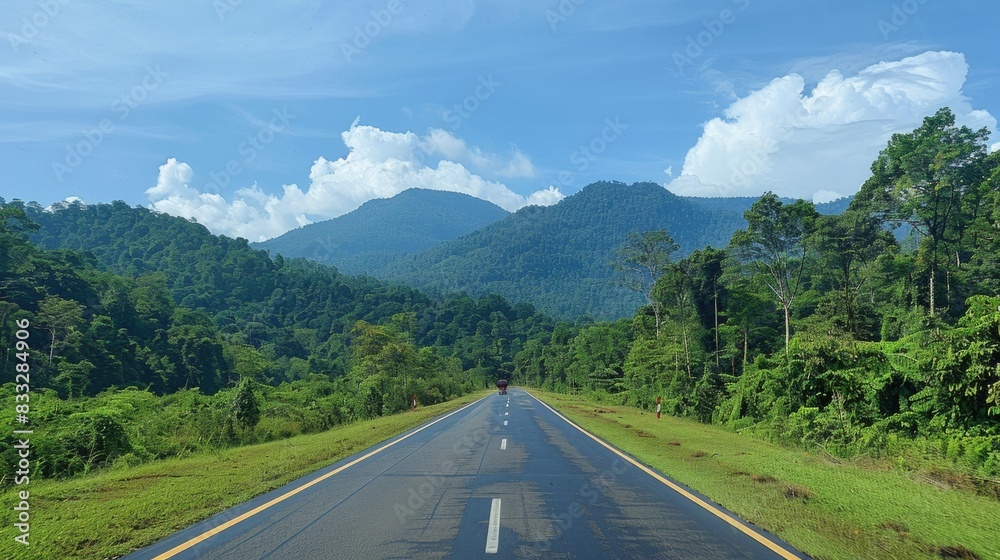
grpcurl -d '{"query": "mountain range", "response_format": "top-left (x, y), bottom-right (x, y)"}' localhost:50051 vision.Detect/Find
top-left (254, 188), bottom-right (509, 275)
top-left (255, 182), bottom-right (852, 320)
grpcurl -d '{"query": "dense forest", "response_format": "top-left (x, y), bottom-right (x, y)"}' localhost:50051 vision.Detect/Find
top-left (1, 107), bottom-right (998, 489)
top-left (513, 108), bottom-right (1000, 479)
top-left (0, 200), bottom-right (551, 479)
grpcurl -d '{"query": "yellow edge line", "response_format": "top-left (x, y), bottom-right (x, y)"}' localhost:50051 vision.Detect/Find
top-left (524, 390), bottom-right (800, 560)
top-left (151, 396), bottom-right (486, 560)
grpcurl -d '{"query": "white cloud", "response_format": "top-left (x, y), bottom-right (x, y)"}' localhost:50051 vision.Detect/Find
top-left (666, 51), bottom-right (998, 201)
top-left (524, 187), bottom-right (565, 207)
top-left (146, 124), bottom-right (562, 242)
top-left (497, 150), bottom-right (537, 178)
top-left (812, 190), bottom-right (843, 204)
top-left (45, 196), bottom-right (87, 212)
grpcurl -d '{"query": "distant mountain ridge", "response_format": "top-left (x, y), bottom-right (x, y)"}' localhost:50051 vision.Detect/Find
top-left (253, 188), bottom-right (509, 274)
top-left (375, 181), bottom-right (748, 319)
top-left (253, 183), bottom-right (852, 320)
top-left (682, 195), bottom-right (853, 216)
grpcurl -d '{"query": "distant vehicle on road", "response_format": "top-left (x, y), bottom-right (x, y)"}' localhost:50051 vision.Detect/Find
top-left (496, 379), bottom-right (508, 395)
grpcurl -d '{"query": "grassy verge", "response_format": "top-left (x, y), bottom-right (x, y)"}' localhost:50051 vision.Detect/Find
top-left (0, 391), bottom-right (490, 560)
top-left (530, 390), bottom-right (1000, 560)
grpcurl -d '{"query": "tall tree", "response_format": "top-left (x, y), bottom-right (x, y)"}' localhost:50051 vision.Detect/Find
top-left (681, 248), bottom-right (727, 367)
top-left (37, 295), bottom-right (86, 365)
top-left (655, 261), bottom-right (698, 378)
top-left (855, 107), bottom-right (991, 316)
top-left (967, 150), bottom-right (1000, 295)
top-left (730, 193), bottom-right (818, 354)
top-left (349, 320), bottom-right (419, 417)
top-left (0, 203), bottom-right (41, 307)
top-left (612, 230), bottom-right (678, 338)
top-left (812, 211), bottom-right (894, 338)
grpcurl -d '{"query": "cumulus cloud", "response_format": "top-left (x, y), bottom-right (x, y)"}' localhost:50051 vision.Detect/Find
top-left (667, 51), bottom-right (998, 201)
top-left (812, 190), bottom-right (844, 204)
top-left (524, 186), bottom-right (565, 207)
top-left (146, 123), bottom-right (562, 241)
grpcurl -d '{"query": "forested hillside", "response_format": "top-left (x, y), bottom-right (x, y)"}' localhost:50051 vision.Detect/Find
top-left (378, 181), bottom-right (746, 320)
top-left (1, 200), bottom-right (552, 480)
top-left (363, 185), bottom-right (853, 321)
top-left (253, 188), bottom-right (509, 275)
top-left (510, 108), bottom-right (1000, 481)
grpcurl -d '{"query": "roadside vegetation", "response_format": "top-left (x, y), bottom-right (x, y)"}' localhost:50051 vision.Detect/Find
top-left (0, 392), bottom-right (488, 560)
top-left (532, 390), bottom-right (999, 560)
top-left (513, 109), bottom-right (1000, 490)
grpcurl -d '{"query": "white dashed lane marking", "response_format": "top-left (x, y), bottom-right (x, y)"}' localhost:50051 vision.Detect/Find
top-left (486, 498), bottom-right (502, 553)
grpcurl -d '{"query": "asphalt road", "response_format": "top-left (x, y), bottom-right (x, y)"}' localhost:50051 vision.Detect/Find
top-left (123, 389), bottom-right (807, 559)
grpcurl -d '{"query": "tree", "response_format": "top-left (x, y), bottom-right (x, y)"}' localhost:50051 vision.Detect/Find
top-left (856, 107), bottom-right (991, 316)
top-left (967, 150), bottom-right (1000, 295)
top-left (230, 376), bottom-right (261, 434)
top-left (717, 266), bottom-right (780, 376)
top-left (348, 320), bottom-right (419, 417)
top-left (564, 322), bottom-right (630, 393)
top-left (683, 248), bottom-right (727, 367)
top-left (164, 309), bottom-right (227, 393)
top-left (55, 360), bottom-right (95, 399)
top-left (730, 193), bottom-right (818, 354)
top-left (0, 203), bottom-right (40, 280)
top-left (37, 295), bottom-right (86, 365)
top-left (917, 295), bottom-right (1000, 426)
top-left (811, 211), bottom-right (893, 338)
top-left (612, 230), bottom-right (678, 338)
top-left (654, 261), bottom-right (700, 379)
top-left (225, 343), bottom-right (268, 386)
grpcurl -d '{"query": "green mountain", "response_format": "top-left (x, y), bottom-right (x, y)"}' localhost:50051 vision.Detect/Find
top-left (248, 184), bottom-right (852, 321)
top-left (377, 181), bottom-right (749, 320)
top-left (252, 188), bottom-right (509, 274)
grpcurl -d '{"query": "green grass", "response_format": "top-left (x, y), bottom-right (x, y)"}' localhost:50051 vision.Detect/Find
top-left (529, 390), bottom-right (1000, 560)
top-left (0, 391), bottom-right (490, 560)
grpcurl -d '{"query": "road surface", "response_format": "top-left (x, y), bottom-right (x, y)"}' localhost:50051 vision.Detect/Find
top-left (122, 389), bottom-right (807, 559)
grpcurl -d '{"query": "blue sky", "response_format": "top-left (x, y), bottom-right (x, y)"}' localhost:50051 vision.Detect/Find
top-left (2, 0), bottom-right (998, 241)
